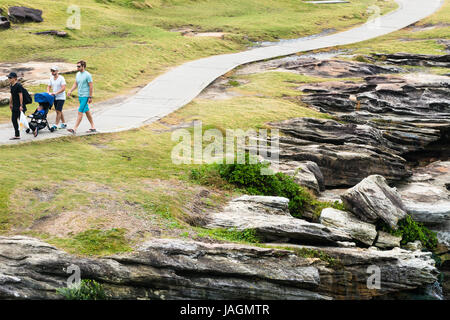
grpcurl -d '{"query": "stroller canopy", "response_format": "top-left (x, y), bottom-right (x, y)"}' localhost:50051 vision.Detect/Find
top-left (34, 92), bottom-right (54, 106)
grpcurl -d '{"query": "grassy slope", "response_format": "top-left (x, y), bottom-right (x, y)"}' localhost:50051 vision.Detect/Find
top-left (0, 0), bottom-right (396, 122)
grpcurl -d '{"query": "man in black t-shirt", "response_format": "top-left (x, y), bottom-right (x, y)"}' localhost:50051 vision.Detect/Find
top-left (8, 72), bottom-right (27, 140)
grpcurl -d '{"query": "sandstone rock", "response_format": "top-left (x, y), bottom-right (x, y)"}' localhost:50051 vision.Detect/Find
top-left (274, 160), bottom-right (324, 194)
top-left (398, 161), bottom-right (450, 225)
top-left (0, 235), bottom-right (440, 300)
top-left (372, 53), bottom-right (450, 68)
top-left (0, 236), bottom-right (331, 300)
top-left (204, 195), bottom-right (353, 245)
top-left (296, 72), bottom-right (450, 160)
top-left (277, 138), bottom-right (410, 187)
top-left (0, 16), bottom-right (10, 29)
top-left (340, 175), bottom-right (407, 229)
top-left (264, 243), bottom-right (439, 299)
top-left (320, 208), bottom-right (377, 246)
top-left (0, 75), bottom-right (9, 88)
top-left (375, 231), bottom-right (402, 249)
top-left (397, 161), bottom-right (450, 250)
top-left (405, 240), bottom-right (423, 251)
top-left (8, 6), bottom-right (43, 23)
top-left (0, 94), bottom-right (9, 105)
top-left (277, 58), bottom-right (401, 78)
top-left (0, 62), bottom-right (78, 87)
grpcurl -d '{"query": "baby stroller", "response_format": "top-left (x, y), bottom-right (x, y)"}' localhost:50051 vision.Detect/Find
top-left (26, 92), bottom-right (55, 137)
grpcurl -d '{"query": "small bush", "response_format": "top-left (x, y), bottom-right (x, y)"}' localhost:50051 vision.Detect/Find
top-left (57, 279), bottom-right (107, 300)
top-left (378, 215), bottom-right (438, 250)
top-left (354, 55), bottom-right (370, 63)
top-left (217, 156), bottom-right (313, 217)
top-left (227, 80), bottom-right (240, 87)
top-left (189, 164), bottom-right (231, 189)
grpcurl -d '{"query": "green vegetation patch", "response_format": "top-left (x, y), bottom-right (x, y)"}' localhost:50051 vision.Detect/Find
top-left (195, 227), bottom-right (261, 244)
top-left (57, 279), bottom-right (108, 300)
top-left (49, 228), bottom-right (132, 256)
top-left (293, 247), bottom-right (343, 269)
top-left (378, 215), bottom-right (438, 250)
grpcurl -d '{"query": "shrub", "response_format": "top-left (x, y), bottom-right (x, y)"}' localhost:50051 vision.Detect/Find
top-left (217, 156), bottom-right (313, 217)
top-left (378, 215), bottom-right (438, 250)
top-left (57, 279), bottom-right (107, 300)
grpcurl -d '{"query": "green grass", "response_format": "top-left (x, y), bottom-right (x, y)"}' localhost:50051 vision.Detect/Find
top-left (0, 0), bottom-right (396, 122)
top-left (49, 228), bottom-right (132, 256)
top-left (195, 227), bottom-right (261, 244)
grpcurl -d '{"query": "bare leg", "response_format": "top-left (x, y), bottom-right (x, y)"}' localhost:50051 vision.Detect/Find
top-left (73, 112), bottom-right (84, 131)
top-left (55, 111), bottom-right (61, 125)
top-left (85, 111), bottom-right (95, 129)
top-left (60, 112), bottom-right (66, 124)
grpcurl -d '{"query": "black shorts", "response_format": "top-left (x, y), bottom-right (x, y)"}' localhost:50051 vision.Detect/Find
top-left (54, 99), bottom-right (65, 111)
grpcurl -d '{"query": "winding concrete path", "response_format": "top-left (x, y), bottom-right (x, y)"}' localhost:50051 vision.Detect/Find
top-left (0, 0), bottom-right (444, 145)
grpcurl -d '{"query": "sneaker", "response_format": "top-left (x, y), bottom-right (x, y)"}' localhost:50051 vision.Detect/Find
top-left (51, 125), bottom-right (57, 130)
top-left (60, 123), bottom-right (67, 129)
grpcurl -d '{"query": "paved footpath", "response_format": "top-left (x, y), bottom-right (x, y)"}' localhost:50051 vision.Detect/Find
top-left (0, 0), bottom-right (444, 145)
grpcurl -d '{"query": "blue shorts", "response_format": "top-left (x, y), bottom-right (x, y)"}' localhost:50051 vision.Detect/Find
top-left (78, 97), bottom-right (90, 113)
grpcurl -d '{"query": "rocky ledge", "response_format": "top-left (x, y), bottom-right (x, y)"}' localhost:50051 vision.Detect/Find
top-left (257, 56), bottom-right (450, 190)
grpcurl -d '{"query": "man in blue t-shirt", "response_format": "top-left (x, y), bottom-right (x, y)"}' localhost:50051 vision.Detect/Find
top-left (67, 60), bottom-right (96, 135)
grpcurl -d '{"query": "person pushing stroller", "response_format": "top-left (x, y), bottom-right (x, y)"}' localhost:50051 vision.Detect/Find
top-left (27, 92), bottom-right (56, 137)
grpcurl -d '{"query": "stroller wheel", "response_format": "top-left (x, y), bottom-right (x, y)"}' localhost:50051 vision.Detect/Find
top-left (50, 127), bottom-right (55, 132)
top-left (26, 129), bottom-right (30, 134)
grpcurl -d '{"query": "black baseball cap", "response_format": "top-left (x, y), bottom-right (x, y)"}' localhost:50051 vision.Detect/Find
top-left (7, 72), bottom-right (17, 78)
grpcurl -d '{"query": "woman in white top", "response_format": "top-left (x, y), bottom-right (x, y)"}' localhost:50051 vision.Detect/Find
top-left (47, 66), bottom-right (67, 129)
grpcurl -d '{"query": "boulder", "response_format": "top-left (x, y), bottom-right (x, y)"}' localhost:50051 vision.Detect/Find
top-left (8, 7), bottom-right (43, 23)
top-left (398, 161), bottom-right (450, 225)
top-left (0, 16), bottom-right (10, 29)
top-left (0, 75), bottom-right (8, 88)
top-left (375, 231), bottom-right (402, 249)
top-left (277, 139), bottom-right (410, 187)
top-left (404, 240), bottom-right (423, 251)
top-left (340, 175), bottom-right (407, 229)
top-left (0, 92), bottom-right (9, 105)
top-left (204, 195), bottom-right (353, 245)
top-left (0, 236), bottom-right (330, 300)
top-left (320, 208), bottom-right (377, 246)
top-left (274, 160), bottom-right (324, 194)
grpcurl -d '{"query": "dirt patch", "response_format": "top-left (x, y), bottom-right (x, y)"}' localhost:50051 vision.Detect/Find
top-left (171, 28), bottom-right (227, 39)
top-left (30, 202), bottom-right (160, 240)
top-left (197, 77), bottom-right (247, 100)
top-left (31, 187), bottom-right (57, 202)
